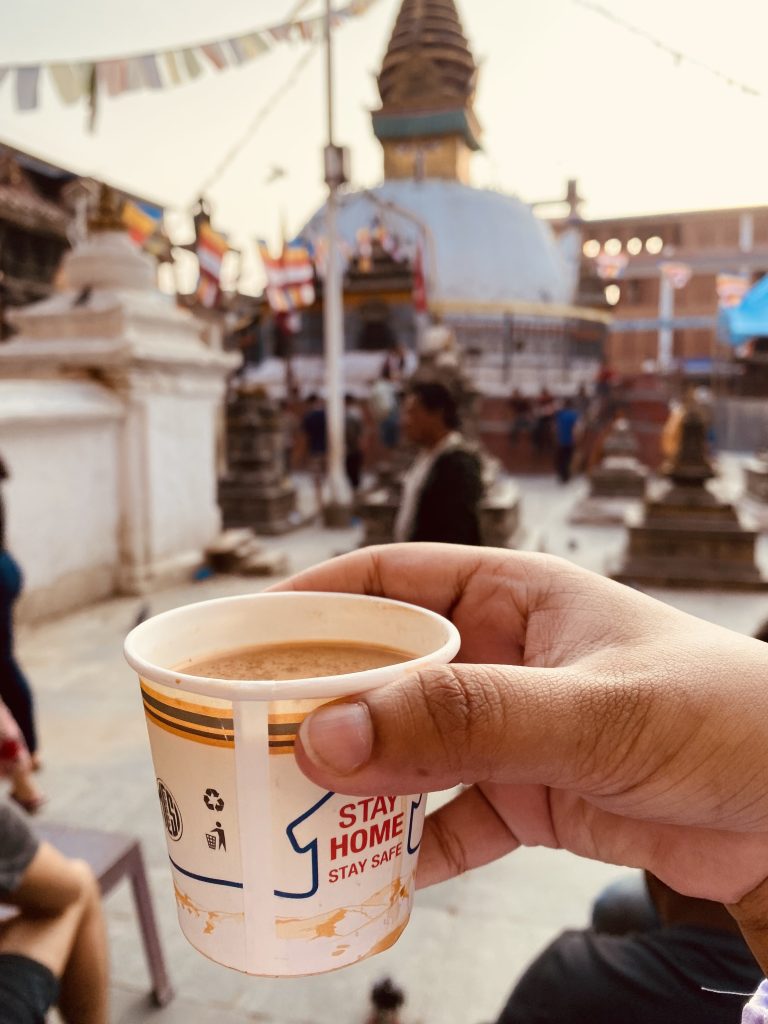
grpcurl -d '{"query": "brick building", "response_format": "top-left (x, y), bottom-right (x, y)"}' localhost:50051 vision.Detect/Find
top-left (552, 205), bottom-right (768, 376)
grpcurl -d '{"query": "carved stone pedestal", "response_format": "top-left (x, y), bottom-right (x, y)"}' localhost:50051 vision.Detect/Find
top-left (614, 408), bottom-right (766, 589)
top-left (740, 451), bottom-right (768, 531)
top-left (745, 454), bottom-right (768, 503)
top-left (570, 418), bottom-right (647, 525)
top-left (219, 389), bottom-right (298, 535)
top-left (358, 464), bottom-right (521, 548)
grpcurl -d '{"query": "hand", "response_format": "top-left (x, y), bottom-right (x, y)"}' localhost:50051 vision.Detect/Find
top-left (273, 544), bottom-right (768, 964)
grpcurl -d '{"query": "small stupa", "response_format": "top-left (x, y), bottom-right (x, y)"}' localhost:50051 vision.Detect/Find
top-left (614, 404), bottom-right (766, 589)
top-left (570, 416), bottom-right (648, 525)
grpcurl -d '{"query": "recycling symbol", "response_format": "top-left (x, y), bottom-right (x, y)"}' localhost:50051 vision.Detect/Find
top-left (203, 788), bottom-right (224, 812)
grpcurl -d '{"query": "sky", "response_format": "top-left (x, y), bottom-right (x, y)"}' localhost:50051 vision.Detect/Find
top-left (1, 0), bottom-right (768, 292)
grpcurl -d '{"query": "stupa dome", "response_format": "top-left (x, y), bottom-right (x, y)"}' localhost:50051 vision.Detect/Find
top-left (303, 179), bottom-right (571, 307)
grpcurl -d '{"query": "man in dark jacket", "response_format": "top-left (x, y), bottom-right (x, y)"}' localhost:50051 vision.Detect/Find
top-left (393, 381), bottom-right (483, 545)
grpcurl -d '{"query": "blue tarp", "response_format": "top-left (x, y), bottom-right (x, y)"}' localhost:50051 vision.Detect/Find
top-left (723, 274), bottom-right (768, 345)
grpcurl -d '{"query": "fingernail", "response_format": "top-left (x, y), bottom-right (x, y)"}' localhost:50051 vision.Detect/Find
top-left (299, 702), bottom-right (373, 774)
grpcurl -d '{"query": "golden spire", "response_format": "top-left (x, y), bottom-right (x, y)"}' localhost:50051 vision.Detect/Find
top-left (88, 182), bottom-right (125, 233)
top-left (373, 0), bottom-right (481, 182)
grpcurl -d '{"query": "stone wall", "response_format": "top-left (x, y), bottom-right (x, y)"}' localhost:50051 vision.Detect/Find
top-left (0, 379), bottom-right (122, 621)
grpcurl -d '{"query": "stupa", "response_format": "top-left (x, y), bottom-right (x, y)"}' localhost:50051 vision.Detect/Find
top-left (614, 405), bottom-right (766, 589)
top-left (570, 416), bottom-right (648, 525)
top-left (275, 0), bottom-right (608, 403)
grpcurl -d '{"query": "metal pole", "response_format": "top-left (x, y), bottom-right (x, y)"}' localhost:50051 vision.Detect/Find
top-left (322, 0), bottom-right (351, 521)
top-left (319, 0), bottom-right (354, 520)
top-left (658, 272), bottom-right (675, 372)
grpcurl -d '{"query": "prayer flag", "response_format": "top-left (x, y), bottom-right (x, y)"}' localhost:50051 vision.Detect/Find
top-left (201, 43), bottom-right (229, 70)
top-left (123, 200), bottom-right (163, 245)
top-left (268, 24), bottom-right (293, 42)
top-left (660, 261), bottom-right (692, 290)
top-left (356, 227), bottom-right (373, 273)
top-left (717, 272), bottom-right (750, 309)
top-left (242, 33), bottom-right (271, 57)
top-left (49, 63), bottom-right (88, 104)
top-left (139, 55), bottom-right (163, 90)
top-left (16, 67), bottom-right (40, 111)
top-left (258, 239), bottom-right (315, 312)
top-left (163, 51), bottom-right (182, 85)
top-left (196, 222), bottom-right (229, 308)
top-left (412, 243), bottom-right (427, 312)
top-left (596, 251), bottom-right (628, 281)
top-left (99, 60), bottom-right (127, 97)
top-left (196, 276), bottom-right (219, 309)
top-left (226, 38), bottom-right (251, 64)
top-left (123, 59), bottom-right (144, 93)
top-left (182, 49), bottom-right (203, 80)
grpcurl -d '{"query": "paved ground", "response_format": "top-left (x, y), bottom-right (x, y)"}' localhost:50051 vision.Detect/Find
top-left (19, 468), bottom-right (768, 1023)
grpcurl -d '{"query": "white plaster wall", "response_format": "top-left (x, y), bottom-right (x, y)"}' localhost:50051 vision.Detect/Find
top-left (0, 381), bottom-right (122, 620)
top-left (144, 393), bottom-right (221, 564)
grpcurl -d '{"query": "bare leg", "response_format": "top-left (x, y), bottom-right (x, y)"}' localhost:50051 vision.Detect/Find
top-left (3, 845), bottom-right (108, 1024)
top-left (56, 865), bottom-right (109, 1024)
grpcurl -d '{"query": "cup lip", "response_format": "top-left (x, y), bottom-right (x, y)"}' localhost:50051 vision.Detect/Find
top-left (123, 590), bottom-right (461, 701)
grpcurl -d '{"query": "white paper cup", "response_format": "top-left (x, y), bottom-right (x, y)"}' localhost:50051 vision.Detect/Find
top-left (124, 592), bottom-right (460, 976)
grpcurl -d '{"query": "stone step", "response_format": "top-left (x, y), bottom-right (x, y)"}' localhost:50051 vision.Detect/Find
top-left (206, 529), bottom-right (256, 557)
top-left (238, 550), bottom-right (290, 577)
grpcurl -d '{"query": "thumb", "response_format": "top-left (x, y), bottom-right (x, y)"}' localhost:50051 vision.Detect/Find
top-left (295, 663), bottom-right (604, 795)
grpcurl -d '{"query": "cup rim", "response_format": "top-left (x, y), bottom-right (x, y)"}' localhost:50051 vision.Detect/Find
top-left (123, 591), bottom-right (461, 701)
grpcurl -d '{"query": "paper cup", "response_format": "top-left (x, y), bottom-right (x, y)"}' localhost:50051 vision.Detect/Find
top-left (124, 592), bottom-right (460, 976)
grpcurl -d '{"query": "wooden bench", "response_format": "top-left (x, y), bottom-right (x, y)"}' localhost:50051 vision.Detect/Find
top-left (2, 823), bottom-right (174, 1007)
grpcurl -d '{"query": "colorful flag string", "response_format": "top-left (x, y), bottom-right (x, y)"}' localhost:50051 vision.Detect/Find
top-left (0, 0), bottom-right (382, 116)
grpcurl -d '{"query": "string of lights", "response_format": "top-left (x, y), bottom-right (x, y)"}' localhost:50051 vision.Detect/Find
top-left (573, 0), bottom-right (762, 98)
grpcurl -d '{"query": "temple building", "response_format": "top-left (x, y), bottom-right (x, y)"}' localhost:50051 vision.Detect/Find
top-left (250, 0), bottom-right (609, 401)
top-left (0, 141), bottom-right (172, 338)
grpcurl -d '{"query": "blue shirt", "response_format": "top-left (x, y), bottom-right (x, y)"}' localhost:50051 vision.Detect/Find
top-left (555, 408), bottom-right (580, 446)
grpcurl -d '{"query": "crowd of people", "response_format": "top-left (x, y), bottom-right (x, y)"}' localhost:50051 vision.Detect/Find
top-left (285, 352), bottom-right (623, 526)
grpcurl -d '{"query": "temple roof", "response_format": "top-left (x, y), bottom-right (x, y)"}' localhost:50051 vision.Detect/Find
top-left (374, 0), bottom-right (481, 150)
top-left (0, 156), bottom-right (69, 237)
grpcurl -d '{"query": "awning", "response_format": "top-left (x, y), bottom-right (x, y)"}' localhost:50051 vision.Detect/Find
top-left (723, 274), bottom-right (768, 345)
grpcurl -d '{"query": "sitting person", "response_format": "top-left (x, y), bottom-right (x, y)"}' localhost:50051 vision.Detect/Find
top-left (493, 871), bottom-right (762, 1023)
top-left (0, 799), bottom-right (108, 1024)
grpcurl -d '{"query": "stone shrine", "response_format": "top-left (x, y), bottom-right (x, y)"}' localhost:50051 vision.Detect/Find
top-left (614, 406), bottom-right (766, 589)
top-left (744, 449), bottom-right (768, 503)
top-left (0, 187), bottom-right (238, 618)
top-left (739, 449), bottom-right (768, 530)
top-left (218, 385), bottom-right (298, 535)
top-left (570, 416), bottom-right (648, 525)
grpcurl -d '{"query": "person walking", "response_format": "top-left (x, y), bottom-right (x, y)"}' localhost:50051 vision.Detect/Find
top-left (344, 395), bottom-right (366, 499)
top-left (0, 698), bottom-right (45, 814)
top-left (0, 457), bottom-right (42, 790)
top-left (299, 395), bottom-right (327, 514)
top-left (393, 380), bottom-right (483, 545)
top-left (553, 397), bottom-right (580, 483)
